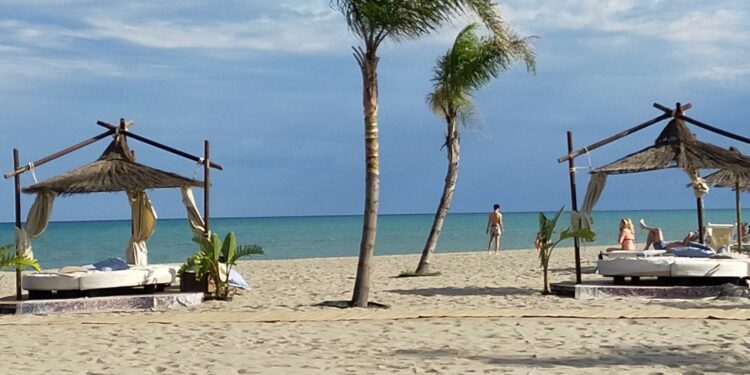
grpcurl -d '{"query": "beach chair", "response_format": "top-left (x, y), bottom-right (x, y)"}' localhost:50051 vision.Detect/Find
top-left (705, 223), bottom-right (736, 253)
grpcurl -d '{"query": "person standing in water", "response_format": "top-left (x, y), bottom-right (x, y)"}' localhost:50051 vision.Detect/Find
top-left (486, 204), bottom-right (504, 254)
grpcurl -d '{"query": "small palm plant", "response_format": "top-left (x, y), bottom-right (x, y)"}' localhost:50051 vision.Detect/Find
top-left (179, 232), bottom-right (263, 299)
top-left (0, 243), bottom-right (41, 272)
top-left (536, 207), bottom-right (595, 295)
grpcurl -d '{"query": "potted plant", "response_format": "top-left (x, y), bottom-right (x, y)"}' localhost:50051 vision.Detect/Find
top-left (536, 206), bottom-right (595, 295)
top-left (0, 243), bottom-right (41, 272)
top-left (178, 232), bottom-right (263, 299)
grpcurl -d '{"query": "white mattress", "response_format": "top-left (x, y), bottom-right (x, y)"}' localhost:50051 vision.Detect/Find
top-left (22, 266), bottom-right (176, 291)
top-left (597, 257), bottom-right (750, 278)
top-left (597, 257), bottom-right (674, 277)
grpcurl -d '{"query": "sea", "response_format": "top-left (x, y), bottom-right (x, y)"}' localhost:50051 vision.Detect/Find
top-left (1, 209), bottom-right (747, 269)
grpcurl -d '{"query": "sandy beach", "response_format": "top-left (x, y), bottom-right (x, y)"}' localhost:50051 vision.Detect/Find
top-left (1, 245), bottom-right (749, 374)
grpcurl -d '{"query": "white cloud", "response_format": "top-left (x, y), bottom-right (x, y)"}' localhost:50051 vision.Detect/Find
top-left (500, 0), bottom-right (750, 82)
top-left (80, 14), bottom-right (348, 53)
top-left (691, 65), bottom-right (750, 81)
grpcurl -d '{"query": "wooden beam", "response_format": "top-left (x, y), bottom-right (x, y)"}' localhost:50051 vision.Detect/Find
top-left (678, 115), bottom-right (750, 145)
top-left (96, 121), bottom-right (224, 171)
top-left (557, 113), bottom-right (670, 163)
top-left (557, 102), bottom-right (693, 164)
top-left (3, 129), bottom-right (115, 179)
top-left (653, 102), bottom-right (692, 115)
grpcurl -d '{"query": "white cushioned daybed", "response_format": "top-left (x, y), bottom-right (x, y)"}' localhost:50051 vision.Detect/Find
top-left (22, 265), bottom-right (176, 295)
top-left (597, 256), bottom-right (750, 278)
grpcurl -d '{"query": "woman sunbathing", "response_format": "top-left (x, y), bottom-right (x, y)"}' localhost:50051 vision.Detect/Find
top-left (639, 219), bottom-right (710, 251)
top-left (618, 218), bottom-right (636, 250)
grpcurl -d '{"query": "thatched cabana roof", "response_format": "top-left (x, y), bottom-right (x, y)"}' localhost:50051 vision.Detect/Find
top-left (702, 148), bottom-right (750, 193)
top-left (594, 117), bottom-right (750, 174)
top-left (704, 169), bottom-right (750, 192)
top-left (23, 134), bottom-right (202, 195)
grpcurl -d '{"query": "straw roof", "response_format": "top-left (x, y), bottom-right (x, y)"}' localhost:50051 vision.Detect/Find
top-left (594, 117), bottom-right (750, 175)
top-left (702, 148), bottom-right (750, 192)
top-left (703, 169), bottom-right (750, 192)
top-left (23, 134), bottom-right (202, 195)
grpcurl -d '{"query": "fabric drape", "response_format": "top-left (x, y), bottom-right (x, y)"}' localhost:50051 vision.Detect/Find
top-left (181, 187), bottom-right (206, 237)
top-left (16, 191), bottom-right (56, 259)
top-left (571, 172), bottom-right (606, 237)
top-left (686, 167), bottom-right (710, 198)
top-left (125, 190), bottom-right (157, 266)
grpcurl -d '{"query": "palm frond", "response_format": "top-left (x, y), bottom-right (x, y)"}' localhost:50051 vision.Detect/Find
top-left (428, 20), bottom-right (535, 128)
top-left (235, 244), bottom-right (264, 259)
top-left (332, 0), bottom-right (515, 45)
top-left (0, 244), bottom-right (41, 271)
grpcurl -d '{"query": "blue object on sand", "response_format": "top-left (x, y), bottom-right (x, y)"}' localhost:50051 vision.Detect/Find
top-left (228, 269), bottom-right (249, 289)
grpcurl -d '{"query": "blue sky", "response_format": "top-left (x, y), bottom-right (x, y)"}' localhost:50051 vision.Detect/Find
top-left (0, 0), bottom-right (749, 222)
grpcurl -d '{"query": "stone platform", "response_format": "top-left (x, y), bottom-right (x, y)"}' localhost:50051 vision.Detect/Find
top-left (0, 289), bottom-right (203, 315)
top-left (551, 280), bottom-right (747, 300)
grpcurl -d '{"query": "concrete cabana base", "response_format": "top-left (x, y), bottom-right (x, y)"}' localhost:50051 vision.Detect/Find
top-left (551, 280), bottom-right (748, 300)
top-left (0, 288), bottom-right (203, 315)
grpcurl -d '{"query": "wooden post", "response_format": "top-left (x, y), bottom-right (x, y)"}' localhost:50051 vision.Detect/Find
top-left (566, 132), bottom-right (582, 284)
top-left (736, 180), bottom-right (742, 250)
top-left (697, 197), bottom-right (705, 243)
top-left (203, 140), bottom-right (210, 236)
top-left (13, 149), bottom-right (22, 300)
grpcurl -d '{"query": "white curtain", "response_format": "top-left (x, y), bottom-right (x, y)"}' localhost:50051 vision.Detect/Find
top-left (181, 187), bottom-right (206, 237)
top-left (125, 190), bottom-right (157, 266)
top-left (686, 167), bottom-right (709, 198)
top-left (16, 191), bottom-right (56, 259)
top-left (571, 172), bottom-right (607, 235)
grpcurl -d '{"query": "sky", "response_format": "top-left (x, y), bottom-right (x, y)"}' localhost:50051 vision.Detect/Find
top-left (0, 0), bottom-right (749, 222)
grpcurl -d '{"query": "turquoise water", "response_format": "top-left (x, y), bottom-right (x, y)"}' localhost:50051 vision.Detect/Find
top-left (1, 209), bottom-right (747, 269)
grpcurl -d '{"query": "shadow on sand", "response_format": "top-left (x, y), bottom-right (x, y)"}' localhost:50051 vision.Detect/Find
top-left (393, 344), bottom-right (746, 373)
top-left (549, 266), bottom-right (597, 274)
top-left (386, 286), bottom-right (537, 297)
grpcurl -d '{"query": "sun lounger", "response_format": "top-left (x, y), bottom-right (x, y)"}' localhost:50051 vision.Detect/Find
top-left (706, 223), bottom-right (736, 253)
top-left (22, 265), bottom-right (176, 299)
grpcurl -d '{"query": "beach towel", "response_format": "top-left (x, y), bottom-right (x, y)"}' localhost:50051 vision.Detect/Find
top-left (667, 247), bottom-right (715, 258)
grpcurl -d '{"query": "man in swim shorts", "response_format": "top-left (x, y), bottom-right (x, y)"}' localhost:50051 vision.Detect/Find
top-left (486, 204), bottom-right (504, 254)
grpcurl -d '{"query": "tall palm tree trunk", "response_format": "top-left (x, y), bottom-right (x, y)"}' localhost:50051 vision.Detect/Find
top-left (415, 118), bottom-right (459, 274)
top-left (351, 47), bottom-right (380, 307)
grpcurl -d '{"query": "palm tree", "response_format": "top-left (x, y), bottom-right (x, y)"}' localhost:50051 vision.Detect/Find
top-left (414, 22), bottom-right (535, 274)
top-left (331, 0), bottom-right (515, 307)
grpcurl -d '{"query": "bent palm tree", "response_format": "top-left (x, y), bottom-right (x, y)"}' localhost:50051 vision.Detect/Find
top-left (331, 0), bottom-right (516, 307)
top-left (415, 23), bottom-right (535, 274)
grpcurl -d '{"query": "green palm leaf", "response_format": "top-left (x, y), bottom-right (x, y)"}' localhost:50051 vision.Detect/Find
top-left (0, 244), bottom-right (41, 271)
top-left (428, 22), bottom-right (535, 127)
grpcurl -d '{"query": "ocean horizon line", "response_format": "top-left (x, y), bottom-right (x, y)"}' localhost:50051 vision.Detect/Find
top-left (0, 207), bottom-right (735, 225)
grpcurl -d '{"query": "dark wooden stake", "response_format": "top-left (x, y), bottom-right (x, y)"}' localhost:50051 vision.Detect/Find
top-left (204, 140), bottom-right (210, 236)
top-left (736, 180), bottom-right (742, 250)
top-left (697, 197), bottom-right (705, 243)
top-left (13, 149), bottom-right (22, 300)
top-left (566, 132), bottom-right (582, 284)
